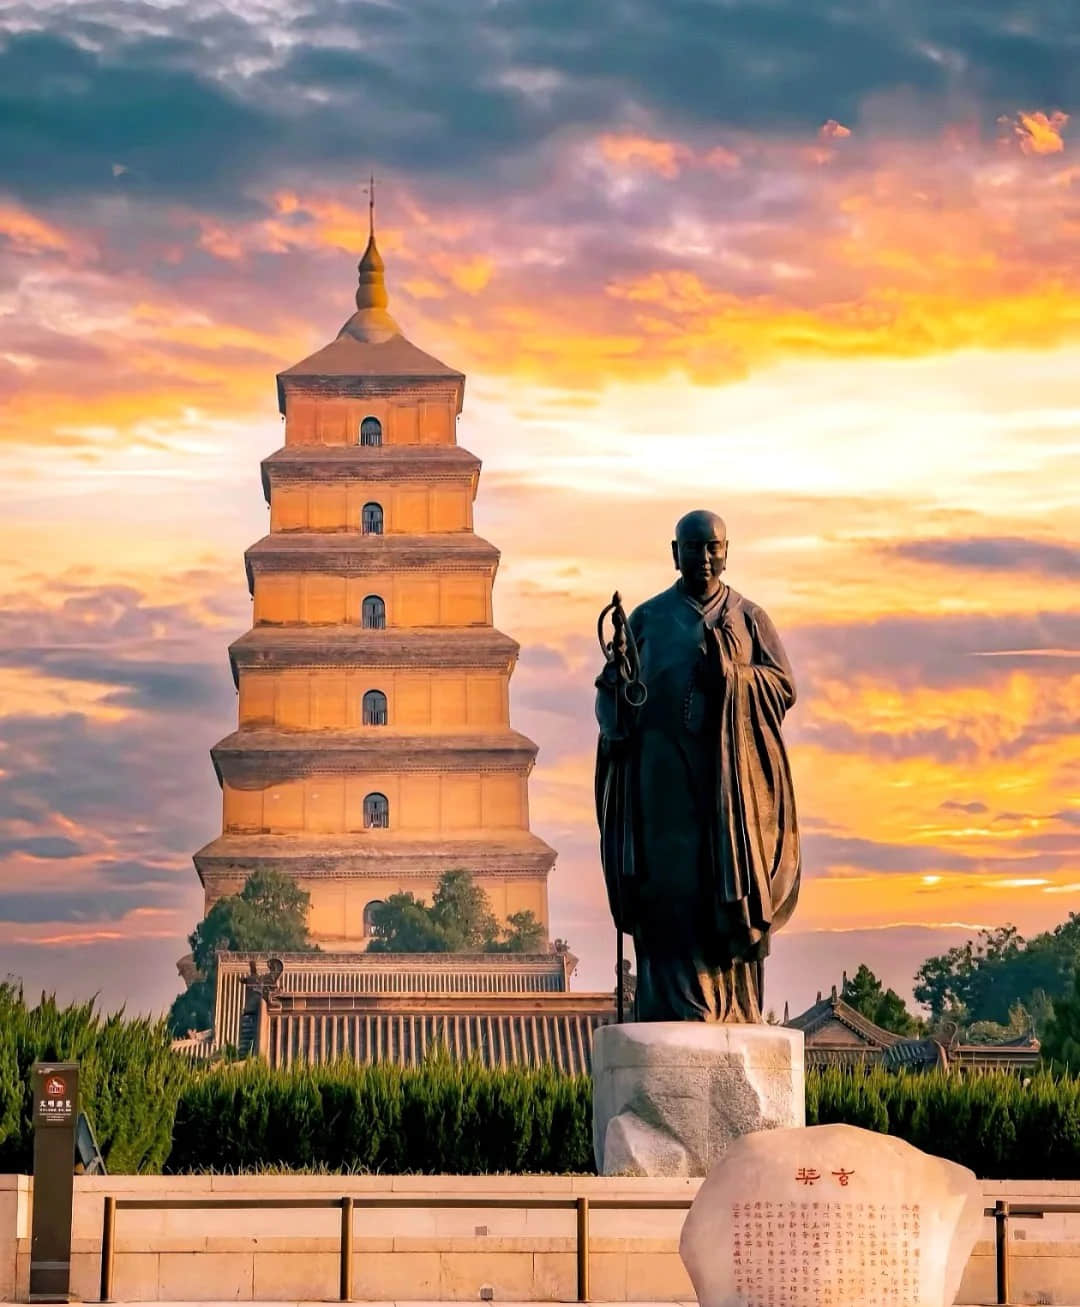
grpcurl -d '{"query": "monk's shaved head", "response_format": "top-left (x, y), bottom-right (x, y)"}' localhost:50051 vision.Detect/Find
top-left (675, 510), bottom-right (727, 545)
top-left (672, 510), bottom-right (728, 599)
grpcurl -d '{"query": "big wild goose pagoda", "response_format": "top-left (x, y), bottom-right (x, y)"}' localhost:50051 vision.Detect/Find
top-left (187, 198), bottom-right (617, 1070)
top-left (175, 200), bottom-right (1036, 1076)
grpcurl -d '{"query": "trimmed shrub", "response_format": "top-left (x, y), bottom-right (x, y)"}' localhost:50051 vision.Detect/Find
top-left (4, 983), bottom-right (1080, 1182)
top-left (807, 1065), bottom-right (1080, 1179)
top-left (167, 1052), bottom-right (594, 1174)
top-left (0, 983), bottom-right (190, 1174)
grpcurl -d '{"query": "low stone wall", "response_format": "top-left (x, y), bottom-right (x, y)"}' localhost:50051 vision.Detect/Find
top-left (2, 1173), bottom-right (1079, 1303)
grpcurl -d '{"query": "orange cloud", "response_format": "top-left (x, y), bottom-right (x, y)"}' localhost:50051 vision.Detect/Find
top-left (401, 277), bottom-right (448, 300)
top-left (193, 192), bottom-right (394, 263)
top-left (429, 252), bottom-right (496, 294)
top-left (0, 205), bottom-right (83, 257)
top-left (704, 145), bottom-right (742, 170)
top-left (819, 119), bottom-right (852, 140)
top-left (3, 124), bottom-right (1080, 446)
top-left (1000, 110), bottom-right (1070, 155)
top-left (597, 133), bottom-right (693, 178)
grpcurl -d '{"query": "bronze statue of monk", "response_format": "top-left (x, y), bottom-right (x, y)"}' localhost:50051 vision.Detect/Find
top-left (595, 510), bottom-right (801, 1023)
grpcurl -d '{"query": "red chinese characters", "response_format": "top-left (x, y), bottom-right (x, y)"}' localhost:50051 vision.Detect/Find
top-left (794, 1165), bottom-right (856, 1187)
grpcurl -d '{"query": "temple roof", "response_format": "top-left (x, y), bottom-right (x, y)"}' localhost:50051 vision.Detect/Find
top-left (260, 1004), bottom-right (611, 1075)
top-left (787, 992), bottom-right (901, 1049)
top-left (229, 626), bottom-right (520, 682)
top-left (787, 991), bottom-right (1040, 1069)
top-left (195, 831), bottom-right (557, 882)
top-left (208, 948), bottom-right (604, 1069)
top-left (217, 948), bottom-right (571, 981)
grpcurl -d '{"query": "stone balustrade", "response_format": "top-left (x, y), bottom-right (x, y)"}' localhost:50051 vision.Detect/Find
top-left (2, 1173), bottom-right (1080, 1303)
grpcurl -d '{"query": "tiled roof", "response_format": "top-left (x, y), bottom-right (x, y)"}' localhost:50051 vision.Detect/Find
top-left (790, 995), bottom-right (1041, 1071)
top-left (786, 995), bottom-right (901, 1048)
top-left (278, 332), bottom-right (464, 382)
top-left (261, 1001), bottom-right (614, 1075)
top-left (217, 949), bottom-right (572, 985)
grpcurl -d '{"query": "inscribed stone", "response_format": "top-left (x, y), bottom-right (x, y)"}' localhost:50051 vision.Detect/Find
top-left (679, 1123), bottom-right (983, 1307)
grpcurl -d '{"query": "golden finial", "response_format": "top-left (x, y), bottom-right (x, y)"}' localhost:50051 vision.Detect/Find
top-left (342, 168), bottom-right (399, 340)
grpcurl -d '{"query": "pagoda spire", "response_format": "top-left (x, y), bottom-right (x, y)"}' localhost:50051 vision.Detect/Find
top-left (340, 172), bottom-right (401, 344)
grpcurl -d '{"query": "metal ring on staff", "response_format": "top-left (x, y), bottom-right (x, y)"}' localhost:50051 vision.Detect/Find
top-left (623, 681), bottom-right (647, 707)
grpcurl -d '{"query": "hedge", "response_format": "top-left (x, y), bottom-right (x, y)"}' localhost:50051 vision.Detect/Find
top-left (5, 983), bottom-right (1080, 1179)
top-left (167, 1061), bottom-right (1080, 1178)
top-left (808, 1064), bottom-right (1080, 1179)
top-left (167, 1055), bottom-right (593, 1174)
top-left (0, 984), bottom-right (189, 1174)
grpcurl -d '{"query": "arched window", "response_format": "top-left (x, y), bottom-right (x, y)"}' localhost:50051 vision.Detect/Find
top-left (363, 792), bottom-right (389, 829)
top-left (359, 416), bottom-right (382, 446)
top-left (361, 502), bottom-right (383, 535)
top-left (361, 595), bottom-right (385, 629)
top-left (362, 689), bottom-right (387, 726)
top-left (363, 900), bottom-right (386, 936)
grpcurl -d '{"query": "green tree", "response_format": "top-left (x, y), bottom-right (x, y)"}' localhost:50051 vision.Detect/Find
top-left (492, 910), bottom-right (547, 954)
top-left (1041, 971), bottom-right (1080, 1073)
top-left (367, 892), bottom-right (450, 953)
top-left (167, 980), bottom-right (216, 1038)
top-left (168, 870), bottom-right (316, 1036)
top-left (367, 870), bottom-right (556, 956)
top-left (842, 964), bottom-right (923, 1037)
top-left (430, 868), bottom-right (500, 949)
top-left (914, 916), bottom-right (1080, 1035)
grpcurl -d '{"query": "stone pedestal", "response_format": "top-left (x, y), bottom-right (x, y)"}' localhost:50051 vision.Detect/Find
top-left (592, 1022), bottom-right (804, 1177)
top-left (679, 1123), bottom-right (984, 1307)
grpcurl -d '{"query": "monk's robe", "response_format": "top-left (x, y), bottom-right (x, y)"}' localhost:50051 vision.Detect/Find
top-left (595, 579), bottom-right (801, 1022)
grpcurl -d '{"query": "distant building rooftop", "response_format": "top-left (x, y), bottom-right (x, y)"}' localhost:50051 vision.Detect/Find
top-left (787, 988), bottom-right (1040, 1072)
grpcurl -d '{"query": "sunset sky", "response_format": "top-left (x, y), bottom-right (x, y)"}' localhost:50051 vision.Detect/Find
top-left (0, 0), bottom-right (1077, 1018)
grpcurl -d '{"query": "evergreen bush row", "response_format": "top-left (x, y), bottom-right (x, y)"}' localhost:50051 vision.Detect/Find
top-left (167, 1056), bottom-right (593, 1174)
top-left (6, 984), bottom-right (1080, 1178)
top-left (807, 1064), bottom-right (1080, 1179)
top-left (0, 984), bottom-right (189, 1174)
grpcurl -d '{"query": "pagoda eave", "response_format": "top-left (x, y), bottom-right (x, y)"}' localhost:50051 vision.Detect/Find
top-left (229, 626), bottom-right (520, 684)
top-left (276, 334), bottom-right (465, 416)
top-left (212, 728), bottom-right (540, 784)
top-left (244, 533), bottom-right (500, 586)
top-left (260, 445), bottom-right (482, 503)
top-left (194, 832), bottom-right (557, 885)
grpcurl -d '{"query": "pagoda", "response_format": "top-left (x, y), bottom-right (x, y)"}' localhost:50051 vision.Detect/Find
top-left (193, 194), bottom-right (557, 951)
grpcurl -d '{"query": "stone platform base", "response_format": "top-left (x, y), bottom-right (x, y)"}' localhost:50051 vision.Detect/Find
top-left (592, 1022), bottom-right (805, 1177)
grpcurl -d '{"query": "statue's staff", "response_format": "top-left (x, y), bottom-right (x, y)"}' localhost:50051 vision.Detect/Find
top-left (596, 591), bottom-right (646, 1022)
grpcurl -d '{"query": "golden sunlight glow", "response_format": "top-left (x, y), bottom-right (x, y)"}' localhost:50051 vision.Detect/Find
top-left (0, 113), bottom-right (1077, 998)
top-left (1007, 110), bottom-right (1070, 155)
